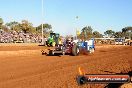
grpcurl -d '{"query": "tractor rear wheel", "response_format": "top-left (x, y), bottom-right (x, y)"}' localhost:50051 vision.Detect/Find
top-left (72, 44), bottom-right (79, 56)
top-left (130, 42), bottom-right (132, 46)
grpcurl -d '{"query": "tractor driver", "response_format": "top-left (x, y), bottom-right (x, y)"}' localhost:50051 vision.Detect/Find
top-left (65, 37), bottom-right (74, 45)
top-left (71, 37), bottom-right (74, 42)
top-left (66, 38), bottom-right (70, 44)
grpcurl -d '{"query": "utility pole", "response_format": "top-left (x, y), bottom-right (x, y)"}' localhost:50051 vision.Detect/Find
top-left (76, 16), bottom-right (79, 39)
top-left (41, 0), bottom-right (44, 45)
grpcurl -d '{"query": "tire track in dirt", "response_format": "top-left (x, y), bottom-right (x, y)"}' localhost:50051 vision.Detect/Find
top-left (0, 45), bottom-right (131, 88)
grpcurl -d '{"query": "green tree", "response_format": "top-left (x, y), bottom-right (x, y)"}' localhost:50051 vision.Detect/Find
top-left (36, 23), bottom-right (52, 37)
top-left (20, 20), bottom-right (33, 33)
top-left (0, 18), bottom-right (3, 29)
top-left (81, 26), bottom-right (93, 40)
top-left (104, 30), bottom-right (115, 37)
top-left (114, 31), bottom-right (123, 38)
top-left (5, 21), bottom-right (21, 31)
top-left (93, 31), bottom-right (102, 38)
top-left (122, 27), bottom-right (132, 39)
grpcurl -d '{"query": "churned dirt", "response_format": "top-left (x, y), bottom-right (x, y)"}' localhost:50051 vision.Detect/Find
top-left (0, 44), bottom-right (131, 88)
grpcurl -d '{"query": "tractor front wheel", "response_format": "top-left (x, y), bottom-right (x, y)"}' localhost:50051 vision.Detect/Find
top-left (72, 44), bottom-right (79, 56)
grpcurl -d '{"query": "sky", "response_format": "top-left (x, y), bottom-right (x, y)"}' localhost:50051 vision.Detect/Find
top-left (0, 0), bottom-right (132, 36)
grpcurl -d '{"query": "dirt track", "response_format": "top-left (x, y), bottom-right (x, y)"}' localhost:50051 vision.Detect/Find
top-left (0, 45), bottom-right (131, 88)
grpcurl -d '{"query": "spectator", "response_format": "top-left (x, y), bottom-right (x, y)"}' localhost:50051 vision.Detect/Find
top-left (0, 30), bottom-right (42, 43)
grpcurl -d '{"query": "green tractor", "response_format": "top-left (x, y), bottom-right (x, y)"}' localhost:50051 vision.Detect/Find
top-left (46, 33), bottom-right (60, 47)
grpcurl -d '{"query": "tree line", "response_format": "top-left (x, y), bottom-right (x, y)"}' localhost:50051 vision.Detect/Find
top-left (78, 26), bottom-right (132, 40)
top-left (0, 18), bottom-right (52, 37)
top-left (0, 17), bottom-right (132, 39)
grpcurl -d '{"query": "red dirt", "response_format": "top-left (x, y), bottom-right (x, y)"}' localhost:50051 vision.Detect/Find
top-left (0, 44), bottom-right (131, 88)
